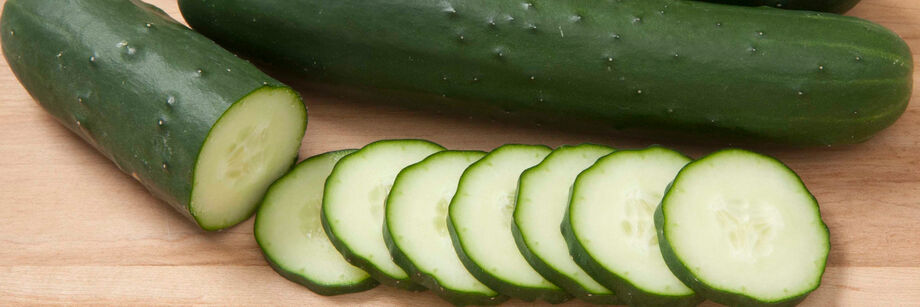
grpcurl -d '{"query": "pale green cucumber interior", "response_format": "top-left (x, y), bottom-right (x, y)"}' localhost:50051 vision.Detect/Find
top-left (515, 145), bottom-right (614, 294)
top-left (256, 150), bottom-right (370, 286)
top-left (571, 148), bottom-right (693, 296)
top-left (450, 145), bottom-right (556, 289)
top-left (324, 140), bottom-right (444, 279)
top-left (387, 151), bottom-right (495, 294)
top-left (663, 150), bottom-right (828, 301)
top-left (190, 87), bottom-right (306, 230)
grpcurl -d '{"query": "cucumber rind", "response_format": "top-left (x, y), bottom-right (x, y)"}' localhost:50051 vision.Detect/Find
top-left (447, 144), bottom-right (571, 303)
top-left (191, 85), bottom-right (307, 231)
top-left (510, 144), bottom-right (620, 305)
top-left (321, 139), bottom-right (445, 291)
top-left (562, 147), bottom-right (702, 307)
top-left (655, 149), bottom-right (830, 307)
top-left (254, 150), bottom-right (379, 296)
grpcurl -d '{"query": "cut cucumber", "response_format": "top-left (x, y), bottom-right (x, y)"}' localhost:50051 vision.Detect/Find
top-left (448, 144), bottom-right (570, 303)
top-left (563, 147), bottom-right (701, 306)
top-left (384, 150), bottom-right (508, 305)
top-left (512, 144), bottom-right (617, 304)
top-left (255, 150), bottom-right (377, 295)
top-left (656, 149), bottom-right (830, 306)
top-left (1, 0), bottom-right (306, 231)
top-left (322, 140), bottom-right (445, 290)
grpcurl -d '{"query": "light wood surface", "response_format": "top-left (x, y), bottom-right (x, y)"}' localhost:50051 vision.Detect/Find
top-left (0, 0), bottom-right (918, 305)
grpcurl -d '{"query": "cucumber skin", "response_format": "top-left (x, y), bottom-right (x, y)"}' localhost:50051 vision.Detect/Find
top-left (654, 149), bottom-right (830, 307)
top-left (446, 144), bottom-right (572, 304)
top-left (510, 144), bottom-right (619, 305)
top-left (382, 151), bottom-right (508, 306)
top-left (179, 0), bottom-right (912, 146)
top-left (699, 0), bottom-right (860, 13)
top-left (1, 0), bottom-right (304, 230)
top-left (255, 150), bottom-right (379, 296)
top-left (561, 147), bottom-right (702, 307)
top-left (320, 139), bottom-right (445, 291)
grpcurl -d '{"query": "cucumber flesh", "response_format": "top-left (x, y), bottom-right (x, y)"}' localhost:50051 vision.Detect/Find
top-left (448, 145), bottom-right (570, 303)
top-left (512, 144), bottom-right (618, 304)
top-left (384, 151), bottom-right (508, 305)
top-left (322, 140), bottom-right (445, 289)
top-left (255, 150), bottom-right (378, 295)
top-left (657, 149), bottom-right (829, 306)
top-left (192, 87), bottom-right (307, 230)
top-left (565, 147), bottom-right (700, 306)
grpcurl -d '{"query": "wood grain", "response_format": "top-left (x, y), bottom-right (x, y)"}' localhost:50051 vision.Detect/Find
top-left (0, 0), bottom-right (918, 305)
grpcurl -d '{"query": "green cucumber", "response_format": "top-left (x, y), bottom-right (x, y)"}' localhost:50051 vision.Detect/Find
top-left (322, 140), bottom-right (444, 290)
top-left (1, 0), bottom-right (307, 230)
top-left (512, 144), bottom-right (618, 304)
top-left (384, 150), bottom-right (508, 305)
top-left (255, 150), bottom-right (378, 295)
top-left (448, 145), bottom-right (571, 303)
top-left (563, 147), bottom-right (701, 306)
top-left (656, 149), bottom-right (830, 306)
top-left (178, 0), bottom-right (913, 145)
top-left (698, 0), bottom-right (861, 14)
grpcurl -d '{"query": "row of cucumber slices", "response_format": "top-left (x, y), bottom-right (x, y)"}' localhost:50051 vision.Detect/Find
top-left (255, 140), bottom-right (830, 306)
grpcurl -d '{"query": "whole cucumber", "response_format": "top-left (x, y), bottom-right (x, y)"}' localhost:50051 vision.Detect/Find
top-left (699, 0), bottom-right (861, 14)
top-left (180, 0), bottom-right (912, 145)
top-left (2, 0), bottom-right (308, 230)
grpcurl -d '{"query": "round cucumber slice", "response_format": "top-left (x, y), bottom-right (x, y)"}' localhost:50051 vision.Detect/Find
top-left (384, 151), bottom-right (508, 305)
top-left (656, 149), bottom-right (830, 307)
top-left (564, 147), bottom-right (701, 307)
top-left (322, 139), bottom-right (445, 290)
top-left (191, 87), bottom-right (307, 230)
top-left (512, 144), bottom-right (619, 304)
top-left (255, 150), bottom-right (378, 295)
top-left (448, 144), bottom-right (571, 303)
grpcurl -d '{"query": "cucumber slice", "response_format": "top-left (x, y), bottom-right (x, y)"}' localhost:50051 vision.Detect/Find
top-left (512, 144), bottom-right (618, 304)
top-left (656, 149), bottom-right (830, 306)
top-left (384, 151), bottom-right (508, 305)
top-left (255, 150), bottom-right (378, 295)
top-left (563, 147), bottom-right (701, 306)
top-left (448, 144), bottom-right (570, 303)
top-left (322, 140), bottom-right (445, 289)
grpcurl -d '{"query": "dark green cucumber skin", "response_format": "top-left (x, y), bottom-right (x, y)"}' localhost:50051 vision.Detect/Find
top-left (699, 0), bottom-right (861, 14)
top-left (510, 222), bottom-right (619, 305)
top-left (1, 0), bottom-right (302, 230)
top-left (561, 147), bottom-right (703, 307)
top-left (179, 0), bottom-right (912, 146)
top-left (255, 150), bottom-right (379, 296)
top-left (382, 150), bottom-right (508, 306)
top-left (655, 149), bottom-right (830, 307)
top-left (446, 144), bottom-right (571, 304)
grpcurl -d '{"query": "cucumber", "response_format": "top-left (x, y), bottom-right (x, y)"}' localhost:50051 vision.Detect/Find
top-left (698, 0), bottom-right (860, 14)
top-left (1, 0), bottom-right (307, 230)
top-left (178, 0), bottom-right (913, 146)
top-left (563, 147), bottom-right (701, 306)
top-left (511, 144), bottom-right (618, 304)
top-left (322, 140), bottom-right (444, 290)
top-left (656, 149), bottom-right (830, 306)
top-left (448, 144), bottom-right (570, 303)
top-left (384, 150), bottom-right (509, 305)
top-left (255, 150), bottom-right (378, 295)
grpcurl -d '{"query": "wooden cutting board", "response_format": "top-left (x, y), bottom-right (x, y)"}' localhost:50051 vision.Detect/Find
top-left (0, 0), bottom-right (917, 305)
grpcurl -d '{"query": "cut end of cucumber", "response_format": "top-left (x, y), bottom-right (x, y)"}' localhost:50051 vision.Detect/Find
top-left (191, 86), bottom-right (306, 230)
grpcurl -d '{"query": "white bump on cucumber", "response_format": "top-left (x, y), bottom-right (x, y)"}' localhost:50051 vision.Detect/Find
top-left (564, 147), bottom-right (701, 306)
top-left (384, 151), bottom-right (508, 305)
top-left (322, 139), bottom-right (445, 289)
top-left (657, 149), bottom-right (829, 306)
top-left (255, 150), bottom-right (378, 295)
top-left (190, 87), bottom-right (307, 230)
top-left (447, 144), bottom-right (571, 303)
top-left (512, 144), bottom-right (619, 304)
